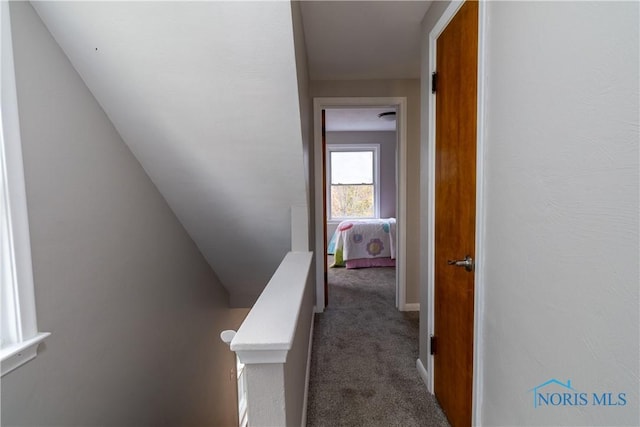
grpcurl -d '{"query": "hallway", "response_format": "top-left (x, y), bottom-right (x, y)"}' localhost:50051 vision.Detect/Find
top-left (306, 262), bottom-right (449, 426)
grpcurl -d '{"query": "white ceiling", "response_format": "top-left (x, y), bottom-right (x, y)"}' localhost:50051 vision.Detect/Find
top-left (301, 1), bottom-right (430, 131)
top-left (326, 108), bottom-right (397, 132)
top-left (300, 1), bottom-right (432, 80)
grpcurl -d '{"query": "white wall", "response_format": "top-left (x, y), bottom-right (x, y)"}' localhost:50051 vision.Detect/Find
top-left (480, 2), bottom-right (638, 425)
top-left (420, 2), bottom-right (639, 426)
top-left (291, 3), bottom-right (316, 330)
top-left (325, 130), bottom-right (397, 238)
top-left (1, 3), bottom-right (240, 425)
top-left (291, 0), bottom-right (314, 254)
top-left (310, 80), bottom-right (421, 304)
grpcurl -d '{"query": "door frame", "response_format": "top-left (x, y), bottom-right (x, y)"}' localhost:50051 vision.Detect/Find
top-left (425, 1), bottom-right (487, 425)
top-left (313, 97), bottom-right (408, 312)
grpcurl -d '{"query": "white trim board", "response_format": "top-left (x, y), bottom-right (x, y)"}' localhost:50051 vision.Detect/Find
top-left (416, 358), bottom-right (430, 390)
top-left (472, 2), bottom-right (488, 423)
top-left (425, 1), bottom-right (487, 426)
top-left (313, 97), bottom-right (408, 312)
top-left (0, 0), bottom-right (50, 376)
top-left (404, 303), bottom-right (420, 312)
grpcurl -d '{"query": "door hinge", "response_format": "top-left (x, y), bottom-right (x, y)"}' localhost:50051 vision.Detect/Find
top-left (430, 335), bottom-right (437, 355)
top-left (431, 72), bottom-right (438, 94)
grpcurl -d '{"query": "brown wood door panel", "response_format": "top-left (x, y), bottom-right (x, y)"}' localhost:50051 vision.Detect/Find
top-left (433, 2), bottom-right (478, 427)
top-left (322, 109), bottom-right (328, 307)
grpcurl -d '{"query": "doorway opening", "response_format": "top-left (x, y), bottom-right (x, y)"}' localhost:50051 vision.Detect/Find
top-left (313, 97), bottom-right (408, 312)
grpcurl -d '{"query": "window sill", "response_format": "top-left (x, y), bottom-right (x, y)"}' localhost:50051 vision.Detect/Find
top-left (1, 332), bottom-right (50, 377)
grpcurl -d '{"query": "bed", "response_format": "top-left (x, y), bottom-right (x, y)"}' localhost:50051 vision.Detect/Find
top-left (327, 218), bottom-right (396, 269)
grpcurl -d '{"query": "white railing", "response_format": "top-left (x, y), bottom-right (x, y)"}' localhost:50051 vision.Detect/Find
top-left (221, 249), bottom-right (314, 427)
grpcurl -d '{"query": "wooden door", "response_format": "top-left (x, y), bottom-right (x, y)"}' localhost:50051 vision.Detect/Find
top-left (322, 109), bottom-right (328, 306)
top-left (433, 2), bottom-right (478, 427)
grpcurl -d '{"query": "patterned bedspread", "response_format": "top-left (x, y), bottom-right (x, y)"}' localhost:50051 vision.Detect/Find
top-left (328, 218), bottom-right (396, 267)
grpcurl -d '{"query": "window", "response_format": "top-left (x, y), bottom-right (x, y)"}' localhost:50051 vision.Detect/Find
top-left (1, 0), bottom-right (49, 377)
top-left (236, 356), bottom-right (248, 427)
top-left (327, 144), bottom-right (380, 220)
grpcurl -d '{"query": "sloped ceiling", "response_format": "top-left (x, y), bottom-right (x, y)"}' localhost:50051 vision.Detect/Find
top-left (30, 1), bottom-right (432, 307)
top-left (31, 1), bottom-right (307, 307)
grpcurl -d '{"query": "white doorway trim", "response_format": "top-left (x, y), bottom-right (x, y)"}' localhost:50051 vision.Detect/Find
top-left (313, 97), bottom-right (408, 312)
top-left (425, 1), bottom-right (487, 425)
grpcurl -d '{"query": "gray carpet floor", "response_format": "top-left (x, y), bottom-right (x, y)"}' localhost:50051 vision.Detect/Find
top-left (306, 260), bottom-right (450, 427)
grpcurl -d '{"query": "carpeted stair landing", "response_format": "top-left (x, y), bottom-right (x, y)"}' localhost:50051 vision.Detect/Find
top-left (306, 262), bottom-right (450, 427)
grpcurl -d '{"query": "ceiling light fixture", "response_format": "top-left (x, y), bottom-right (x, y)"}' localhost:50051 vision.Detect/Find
top-left (378, 111), bottom-right (396, 121)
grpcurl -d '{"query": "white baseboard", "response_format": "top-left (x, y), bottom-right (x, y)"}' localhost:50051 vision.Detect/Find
top-left (417, 358), bottom-right (430, 391)
top-left (404, 303), bottom-right (420, 311)
top-left (301, 309), bottom-right (315, 427)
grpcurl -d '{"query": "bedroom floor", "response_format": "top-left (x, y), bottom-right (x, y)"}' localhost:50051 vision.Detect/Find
top-left (306, 257), bottom-right (450, 427)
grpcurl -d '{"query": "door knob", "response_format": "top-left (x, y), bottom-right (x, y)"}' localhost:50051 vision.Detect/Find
top-left (447, 255), bottom-right (474, 272)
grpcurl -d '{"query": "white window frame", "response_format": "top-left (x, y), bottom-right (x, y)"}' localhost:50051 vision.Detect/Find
top-left (236, 356), bottom-right (248, 427)
top-left (326, 144), bottom-right (380, 221)
top-left (1, 0), bottom-right (49, 377)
